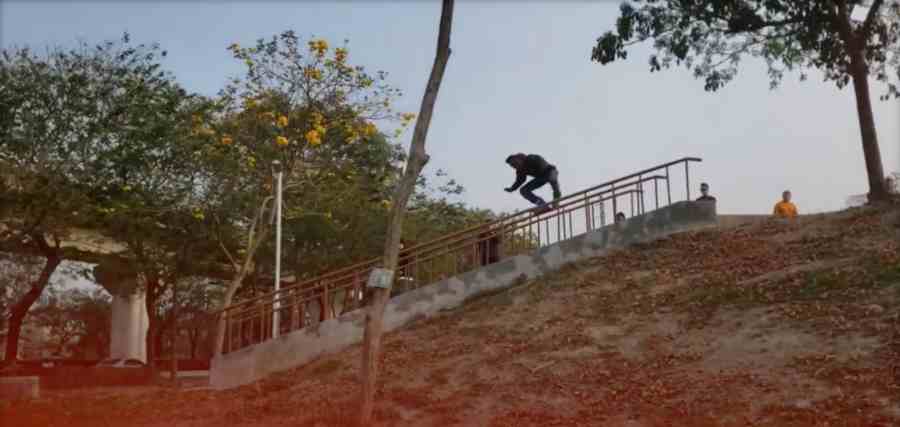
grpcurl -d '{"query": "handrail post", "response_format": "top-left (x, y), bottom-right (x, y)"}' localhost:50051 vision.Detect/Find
top-left (556, 210), bottom-right (562, 243)
top-left (584, 194), bottom-right (592, 232)
top-left (630, 192), bottom-right (634, 217)
top-left (258, 303), bottom-right (265, 344)
top-left (637, 174), bottom-right (643, 215)
top-left (322, 283), bottom-right (331, 321)
top-left (665, 166), bottom-right (672, 205)
top-left (611, 184), bottom-right (617, 219)
top-left (654, 178), bottom-right (659, 210)
top-left (684, 160), bottom-right (691, 201)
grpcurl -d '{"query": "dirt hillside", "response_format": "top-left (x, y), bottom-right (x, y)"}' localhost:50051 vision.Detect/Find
top-left (3, 205), bottom-right (900, 426)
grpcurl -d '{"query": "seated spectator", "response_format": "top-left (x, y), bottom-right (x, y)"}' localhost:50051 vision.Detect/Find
top-left (696, 182), bottom-right (716, 202)
top-left (477, 228), bottom-right (502, 267)
top-left (615, 212), bottom-right (626, 224)
top-left (773, 190), bottom-right (798, 218)
top-left (886, 175), bottom-right (897, 195)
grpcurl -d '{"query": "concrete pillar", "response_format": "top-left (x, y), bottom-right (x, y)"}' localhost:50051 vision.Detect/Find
top-left (93, 261), bottom-right (149, 363)
top-left (109, 289), bottom-right (149, 363)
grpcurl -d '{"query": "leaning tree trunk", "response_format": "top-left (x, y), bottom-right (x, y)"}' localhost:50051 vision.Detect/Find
top-left (212, 197), bottom-right (273, 357)
top-left (212, 267), bottom-right (254, 357)
top-left (358, 1), bottom-right (455, 424)
top-left (848, 44), bottom-right (887, 202)
top-left (3, 236), bottom-right (61, 365)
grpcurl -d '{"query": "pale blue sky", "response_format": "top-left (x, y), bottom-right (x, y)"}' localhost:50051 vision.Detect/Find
top-left (3, 0), bottom-right (899, 219)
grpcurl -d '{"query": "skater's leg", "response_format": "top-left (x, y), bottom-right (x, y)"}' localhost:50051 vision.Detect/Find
top-left (520, 177), bottom-right (548, 206)
top-left (547, 169), bottom-right (562, 203)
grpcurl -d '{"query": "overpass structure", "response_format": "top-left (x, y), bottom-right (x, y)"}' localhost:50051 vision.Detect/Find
top-left (0, 227), bottom-right (155, 363)
top-left (211, 157), bottom-right (719, 389)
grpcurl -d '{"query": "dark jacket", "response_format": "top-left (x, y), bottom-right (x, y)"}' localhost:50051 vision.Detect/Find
top-left (509, 154), bottom-right (555, 191)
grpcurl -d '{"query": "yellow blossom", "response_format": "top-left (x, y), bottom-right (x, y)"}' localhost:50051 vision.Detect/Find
top-left (277, 115), bottom-right (289, 128)
top-left (243, 98), bottom-right (257, 109)
top-left (363, 122), bottom-right (377, 137)
top-left (334, 47), bottom-right (348, 63)
top-left (308, 39), bottom-right (329, 56)
top-left (304, 67), bottom-right (323, 80)
top-left (401, 113), bottom-right (416, 122)
top-left (221, 135), bottom-right (233, 145)
top-left (276, 135), bottom-right (289, 146)
top-left (306, 129), bottom-right (322, 146)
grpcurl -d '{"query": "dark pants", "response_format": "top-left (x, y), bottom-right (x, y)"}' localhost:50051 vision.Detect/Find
top-left (520, 168), bottom-right (561, 206)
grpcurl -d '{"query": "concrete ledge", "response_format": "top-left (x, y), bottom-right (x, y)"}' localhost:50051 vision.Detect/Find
top-left (210, 201), bottom-right (717, 390)
top-left (0, 376), bottom-right (39, 400)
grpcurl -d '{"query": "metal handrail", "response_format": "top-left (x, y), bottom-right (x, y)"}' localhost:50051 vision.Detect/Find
top-left (218, 157), bottom-right (701, 353)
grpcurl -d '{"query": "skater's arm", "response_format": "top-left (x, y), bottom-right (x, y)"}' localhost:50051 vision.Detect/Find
top-left (506, 172), bottom-right (526, 192)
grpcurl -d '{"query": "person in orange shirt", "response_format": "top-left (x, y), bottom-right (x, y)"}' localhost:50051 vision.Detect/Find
top-left (773, 190), bottom-right (798, 218)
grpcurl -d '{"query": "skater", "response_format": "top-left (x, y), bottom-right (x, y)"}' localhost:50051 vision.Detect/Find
top-left (504, 153), bottom-right (561, 214)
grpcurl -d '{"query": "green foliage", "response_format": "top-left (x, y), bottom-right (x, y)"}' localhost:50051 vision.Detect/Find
top-left (592, 1), bottom-right (900, 97)
top-left (31, 287), bottom-right (111, 358)
top-left (0, 33), bottom-right (190, 245)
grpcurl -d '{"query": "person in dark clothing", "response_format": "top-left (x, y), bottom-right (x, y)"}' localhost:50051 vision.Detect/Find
top-left (696, 182), bottom-right (716, 202)
top-left (477, 228), bottom-right (502, 266)
top-left (504, 153), bottom-right (562, 212)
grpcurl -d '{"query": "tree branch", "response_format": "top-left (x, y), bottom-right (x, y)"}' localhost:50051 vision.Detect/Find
top-left (833, 0), bottom-right (857, 45)
top-left (861, 0), bottom-right (885, 37)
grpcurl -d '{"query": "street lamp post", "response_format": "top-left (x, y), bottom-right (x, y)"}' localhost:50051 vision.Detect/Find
top-left (272, 160), bottom-right (283, 338)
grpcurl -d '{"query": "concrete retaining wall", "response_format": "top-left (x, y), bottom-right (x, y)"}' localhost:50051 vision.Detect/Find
top-left (0, 376), bottom-right (39, 400)
top-left (210, 201), bottom-right (717, 390)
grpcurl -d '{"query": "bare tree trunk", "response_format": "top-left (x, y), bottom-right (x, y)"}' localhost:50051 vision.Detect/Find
top-left (358, 1), bottom-right (454, 424)
top-left (170, 280), bottom-right (179, 386)
top-left (144, 274), bottom-right (162, 376)
top-left (213, 270), bottom-right (251, 357)
top-left (833, 1), bottom-right (888, 202)
top-left (3, 235), bottom-right (61, 365)
top-left (848, 45), bottom-right (887, 202)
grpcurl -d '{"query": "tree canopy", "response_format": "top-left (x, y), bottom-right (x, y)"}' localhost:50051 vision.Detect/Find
top-left (592, 0), bottom-right (900, 200)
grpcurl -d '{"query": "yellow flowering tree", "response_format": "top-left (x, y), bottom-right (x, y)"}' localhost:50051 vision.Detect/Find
top-left (203, 32), bottom-right (418, 355)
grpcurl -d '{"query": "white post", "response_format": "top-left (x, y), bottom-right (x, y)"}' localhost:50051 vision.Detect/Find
top-left (272, 160), bottom-right (283, 338)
